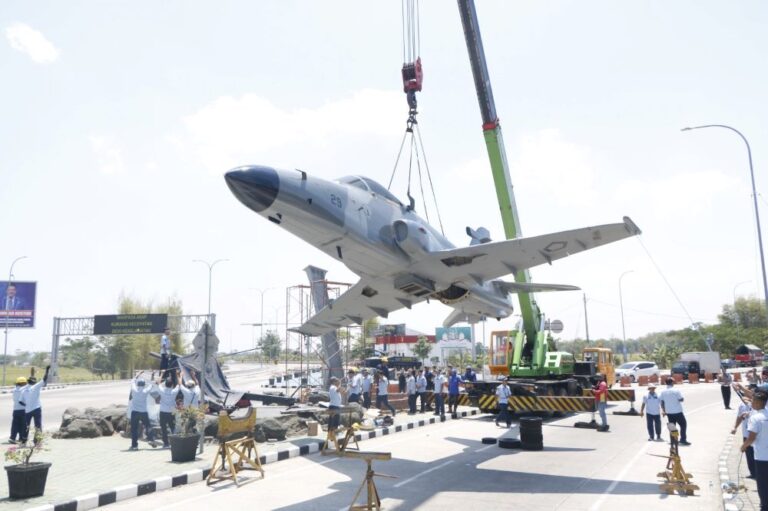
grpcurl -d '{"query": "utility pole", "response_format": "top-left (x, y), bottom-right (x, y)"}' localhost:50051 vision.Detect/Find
top-left (3, 256), bottom-right (27, 387)
top-left (583, 293), bottom-right (590, 344)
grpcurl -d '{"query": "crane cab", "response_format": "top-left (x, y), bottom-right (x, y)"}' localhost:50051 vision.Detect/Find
top-left (581, 347), bottom-right (615, 387)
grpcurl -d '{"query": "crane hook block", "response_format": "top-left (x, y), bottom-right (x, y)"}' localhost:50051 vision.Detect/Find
top-left (401, 57), bottom-right (423, 93)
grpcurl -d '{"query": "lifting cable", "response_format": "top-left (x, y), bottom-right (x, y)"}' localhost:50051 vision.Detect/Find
top-left (387, 0), bottom-right (445, 236)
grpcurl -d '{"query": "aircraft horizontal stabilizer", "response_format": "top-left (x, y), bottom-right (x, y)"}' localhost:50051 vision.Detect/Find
top-left (494, 281), bottom-right (580, 294)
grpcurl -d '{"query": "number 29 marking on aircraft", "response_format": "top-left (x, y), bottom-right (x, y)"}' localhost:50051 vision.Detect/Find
top-left (330, 194), bottom-right (343, 209)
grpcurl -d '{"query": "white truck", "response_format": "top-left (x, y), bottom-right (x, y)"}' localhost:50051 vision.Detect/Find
top-left (671, 351), bottom-right (721, 378)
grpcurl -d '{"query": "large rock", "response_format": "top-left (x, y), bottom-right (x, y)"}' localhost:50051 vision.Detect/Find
top-left (56, 418), bottom-right (102, 439)
top-left (256, 417), bottom-right (287, 441)
top-left (307, 391), bottom-right (329, 404)
top-left (55, 404), bottom-right (128, 438)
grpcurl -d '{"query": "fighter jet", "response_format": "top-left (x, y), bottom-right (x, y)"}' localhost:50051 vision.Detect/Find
top-left (225, 166), bottom-right (641, 336)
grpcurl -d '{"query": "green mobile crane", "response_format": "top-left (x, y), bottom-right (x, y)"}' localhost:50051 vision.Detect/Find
top-left (457, 0), bottom-right (594, 399)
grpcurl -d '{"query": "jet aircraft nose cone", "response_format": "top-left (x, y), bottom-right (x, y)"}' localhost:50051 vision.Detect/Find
top-left (225, 166), bottom-right (279, 212)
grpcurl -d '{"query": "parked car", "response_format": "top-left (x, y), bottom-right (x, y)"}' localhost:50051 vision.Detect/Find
top-left (721, 358), bottom-right (738, 369)
top-left (615, 361), bottom-right (660, 382)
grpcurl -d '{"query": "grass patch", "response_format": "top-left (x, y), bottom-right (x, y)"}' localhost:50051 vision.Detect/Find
top-left (3, 366), bottom-right (107, 384)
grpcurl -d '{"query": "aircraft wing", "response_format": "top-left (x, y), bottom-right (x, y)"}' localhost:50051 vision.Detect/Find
top-left (421, 217), bottom-right (641, 284)
top-left (294, 276), bottom-right (424, 337)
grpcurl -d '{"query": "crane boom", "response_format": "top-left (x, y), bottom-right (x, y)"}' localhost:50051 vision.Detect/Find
top-left (457, 0), bottom-right (542, 348)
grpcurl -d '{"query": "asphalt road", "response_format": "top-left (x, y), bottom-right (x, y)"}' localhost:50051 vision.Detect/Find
top-left (0, 363), bottom-right (310, 433)
top-left (103, 382), bottom-right (730, 511)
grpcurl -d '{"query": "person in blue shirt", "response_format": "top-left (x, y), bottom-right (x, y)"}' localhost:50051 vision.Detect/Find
top-left (463, 366), bottom-right (477, 383)
top-left (448, 369), bottom-right (463, 417)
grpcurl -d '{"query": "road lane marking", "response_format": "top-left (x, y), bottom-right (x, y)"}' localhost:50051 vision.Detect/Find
top-left (589, 442), bottom-right (649, 511)
top-left (393, 460), bottom-right (453, 488)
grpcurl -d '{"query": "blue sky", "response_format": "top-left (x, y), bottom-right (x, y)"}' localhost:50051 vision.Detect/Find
top-left (2, 1), bottom-right (767, 353)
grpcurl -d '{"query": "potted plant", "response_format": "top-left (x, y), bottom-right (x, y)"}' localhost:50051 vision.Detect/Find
top-left (4, 428), bottom-right (51, 499)
top-left (169, 405), bottom-right (205, 462)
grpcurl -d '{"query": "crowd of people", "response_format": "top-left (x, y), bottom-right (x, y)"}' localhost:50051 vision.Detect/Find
top-left (330, 364), bottom-right (478, 422)
top-left (127, 369), bottom-right (201, 450)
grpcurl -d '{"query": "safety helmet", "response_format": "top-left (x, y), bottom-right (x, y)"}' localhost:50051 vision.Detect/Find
top-left (15, 377), bottom-right (27, 385)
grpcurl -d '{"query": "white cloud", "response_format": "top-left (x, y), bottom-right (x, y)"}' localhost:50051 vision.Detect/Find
top-left (180, 89), bottom-right (403, 173)
top-left (89, 135), bottom-right (124, 174)
top-left (5, 23), bottom-right (60, 64)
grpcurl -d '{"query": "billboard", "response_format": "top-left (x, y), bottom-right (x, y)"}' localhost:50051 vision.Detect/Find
top-left (0, 281), bottom-right (37, 329)
top-left (93, 314), bottom-right (169, 335)
top-left (435, 326), bottom-right (472, 343)
top-left (372, 324), bottom-right (406, 337)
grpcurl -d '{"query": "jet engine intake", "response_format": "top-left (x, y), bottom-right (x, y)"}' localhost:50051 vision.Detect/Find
top-left (434, 284), bottom-right (470, 305)
top-left (393, 219), bottom-right (432, 257)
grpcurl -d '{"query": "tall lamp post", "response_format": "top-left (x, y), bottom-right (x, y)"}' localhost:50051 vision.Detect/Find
top-left (240, 322), bottom-right (263, 362)
top-left (682, 125), bottom-right (768, 319)
top-left (3, 256), bottom-right (28, 387)
top-left (250, 287), bottom-right (274, 345)
top-left (192, 258), bottom-right (227, 454)
top-left (619, 270), bottom-right (634, 363)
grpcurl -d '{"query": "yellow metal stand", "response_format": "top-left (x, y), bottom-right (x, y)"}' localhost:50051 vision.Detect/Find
top-left (322, 407), bottom-right (360, 455)
top-left (655, 429), bottom-right (699, 495)
top-left (207, 408), bottom-right (264, 486)
top-left (342, 451), bottom-right (394, 511)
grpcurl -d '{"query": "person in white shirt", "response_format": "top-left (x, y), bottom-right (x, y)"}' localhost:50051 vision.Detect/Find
top-left (160, 328), bottom-right (171, 377)
top-left (433, 370), bottom-right (446, 418)
top-left (495, 379), bottom-right (512, 428)
top-left (361, 369), bottom-right (373, 409)
top-left (9, 377), bottom-right (27, 444)
top-left (640, 384), bottom-right (663, 441)
top-left (733, 394), bottom-right (756, 479)
top-left (375, 371), bottom-right (396, 415)
top-left (406, 370), bottom-right (417, 414)
top-left (742, 390), bottom-right (768, 509)
top-left (23, 365), bottom-right (50, 441)
top-left (660, 377), bottom-right (689, 445)
top-left (156, 377), bottom-right (180, 448)
top-left (129, 375), bottom-right (158, 450)
top-left (328, 377), bottom-right (342, 431)
top-left (346, 369), bottom-right (362, 404)
top-left (179, 375), bottom-right (200, 407)
top-left (416, 369), bottom-right (428, 413)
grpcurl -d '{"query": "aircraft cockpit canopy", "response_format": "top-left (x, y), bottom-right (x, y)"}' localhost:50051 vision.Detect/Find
top-left (338, 176), bottom-right (403, 206)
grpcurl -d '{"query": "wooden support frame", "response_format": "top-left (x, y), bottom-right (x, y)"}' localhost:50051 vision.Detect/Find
top-left (207, 407), bottom-right (264, 486)
top-left (341, 451), bottom-right (394, 511)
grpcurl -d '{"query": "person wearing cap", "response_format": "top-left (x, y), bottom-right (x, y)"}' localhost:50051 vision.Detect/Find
top-left (733, 393), bottom-right (756, 479)
top-left (448, 369), bottom-right (463, 417)
top-left (128, 373), bottom-right (158, 450)
top-left (463, 365), bottom-right (477, 383)
top-left (660, 377), bottom-right (690, 445)
top-left (640, 383), bottom-right (662, 441)
top-left (23, 365), bottom-right (50, 441)
top-left (361, 369), bottom-right (372, 409)
top-left (9, 377), bottom-right (27, 444)
top-left (179, 373), bottom-right (200, 407)
top-left (156, 375), bottom-right (180, 448)
top-left (495, 378), bottom-right (512, 428)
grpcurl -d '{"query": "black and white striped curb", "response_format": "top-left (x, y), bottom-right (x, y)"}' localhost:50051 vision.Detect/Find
top-left (0, 384), bottom-right (67, 394)
top-left (27, 409), bottom-right (481, 511)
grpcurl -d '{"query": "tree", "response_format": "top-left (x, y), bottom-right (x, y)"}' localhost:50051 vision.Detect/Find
top-left (60, 337), bottom-right (96, 370)
top-left (259, 330), bottom-right (282, 361)
top-left (412, 336), bottom-right (433, 364)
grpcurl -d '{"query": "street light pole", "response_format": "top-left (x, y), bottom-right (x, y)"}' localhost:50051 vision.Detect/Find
top-left (619, 270), bottom-right (634, 363)
top-left (3, 256), bottom-right (28, 387)
top-left (192, 258), bottom-right (227, 455)
top-left (682, 125), bottom-right (768, 319)
top-left (733, 280), bottom-right (751, 304)
top-left (251, 288), bottom-right (274, 345)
